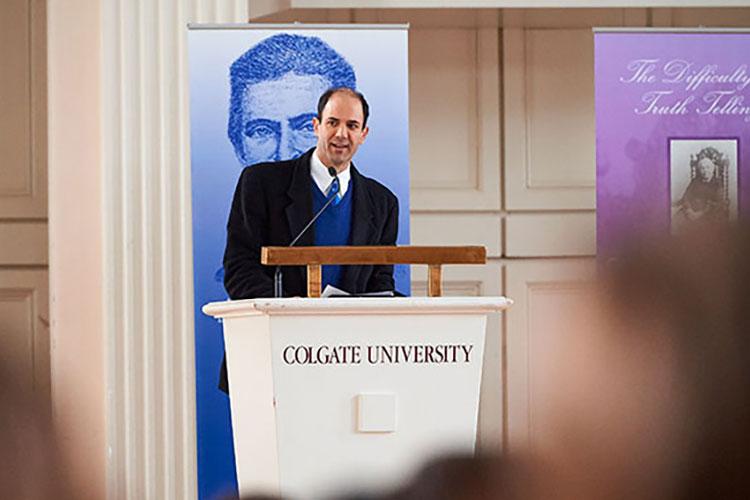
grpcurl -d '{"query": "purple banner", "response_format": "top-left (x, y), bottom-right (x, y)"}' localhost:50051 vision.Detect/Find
top-left (595, 31), bottom-right (750, 256)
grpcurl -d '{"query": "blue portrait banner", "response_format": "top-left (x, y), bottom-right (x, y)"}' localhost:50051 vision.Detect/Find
top-left (187, 26), bottom-right (410, 499)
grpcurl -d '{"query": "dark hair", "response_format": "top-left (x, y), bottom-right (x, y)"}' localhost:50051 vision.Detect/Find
top-left (227, 34), bottom-right (357, 163)
top-left (317, 87), bottom-right (370, 128)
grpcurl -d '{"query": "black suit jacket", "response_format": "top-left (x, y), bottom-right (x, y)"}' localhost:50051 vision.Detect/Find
top-left (219, 148), bottom-right (399, 391)
top-left (223, 148), bottom-right (399, 299)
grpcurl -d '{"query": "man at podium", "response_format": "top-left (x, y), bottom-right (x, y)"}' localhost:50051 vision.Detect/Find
top-left (220, 88), bottom-right (399, 390)
top-left (224, 87), bottom-right (399, 298)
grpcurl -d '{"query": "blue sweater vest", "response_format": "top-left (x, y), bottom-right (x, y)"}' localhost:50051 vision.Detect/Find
top-left (312, 181), bottom-right (353, 290)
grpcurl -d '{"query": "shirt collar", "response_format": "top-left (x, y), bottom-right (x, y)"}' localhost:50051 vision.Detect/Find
top-left (310, 148), bottom-right (351, 197)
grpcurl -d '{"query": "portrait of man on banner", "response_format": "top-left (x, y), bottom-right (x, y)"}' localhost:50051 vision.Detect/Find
top-left (214, 33), bottom-right (360, 285)
top-left (227, 33), bottom-right (358, 166)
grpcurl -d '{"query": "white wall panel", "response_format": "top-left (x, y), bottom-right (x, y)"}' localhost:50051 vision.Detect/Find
top-left (411, 29), bottom-right (478, 190)
top-left (525, 29), bottom-right (595, 189)
top-left (504, 27), bottom-right (595, 210)
top-left (0, 0), bottom-right (46, 218)
top-left (0, 222), bottom-right (48, 265)
top-left (0, 270), bottom-right (49, 396)
top-left (411, 213), bottom-right (502, 257)
top-left (101, 1), bottom-right (248, 499)
top-left (410, 27), bottom-right (501, 210)
top-left (504, 212), bottom-right (595, 257)
top-left (0, 0), bottom-right (31, 206)
top-left (248, 0), bottom-right (292, 20)
top-left (504, 259), bottom-right (595, 451)
top-left (0, 1), bottom-right (31, 199)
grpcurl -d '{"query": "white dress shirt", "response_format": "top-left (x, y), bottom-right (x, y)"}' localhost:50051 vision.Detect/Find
top-left (311, 148), bottom-right (351, 197)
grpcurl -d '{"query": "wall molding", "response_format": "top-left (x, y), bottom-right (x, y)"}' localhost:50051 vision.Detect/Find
top-left (412, 213), bottom-right (502, 257)
top-left (504, 212), bottom-right (595, 257)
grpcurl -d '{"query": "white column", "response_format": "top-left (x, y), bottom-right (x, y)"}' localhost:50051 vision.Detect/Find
top-left (100, 1), bottom-right (248, 499)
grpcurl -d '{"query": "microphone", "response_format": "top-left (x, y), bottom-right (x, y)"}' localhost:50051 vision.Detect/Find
top-left (274, 167), bottom-right (341, 297)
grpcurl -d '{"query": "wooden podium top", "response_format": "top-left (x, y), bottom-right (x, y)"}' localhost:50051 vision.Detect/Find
top-left (260, 245), bottom-right (487, 297)
top-left (261, 245), bottom-right (486, 265)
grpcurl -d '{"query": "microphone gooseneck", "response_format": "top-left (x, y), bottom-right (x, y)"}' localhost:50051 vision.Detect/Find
top-left (274, 166), bottom-right (341, 298)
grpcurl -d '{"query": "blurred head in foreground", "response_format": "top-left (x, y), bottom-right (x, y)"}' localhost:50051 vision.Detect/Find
top-left (386, 454), bottom-right (546, 500)
top-left (542, 224), bottom-right (750, 500)
top-left (241, 226), bottom-right (750, 500)
top-left (321, 454), bottom-right (547, 500)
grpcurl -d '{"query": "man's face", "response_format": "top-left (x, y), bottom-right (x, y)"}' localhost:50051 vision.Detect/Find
top-left (698, 158), bottom-right (716, 181)
top-left (239, 72), bottom-right (331, 165)
top-left (313, 92), bottom-right (369, 171)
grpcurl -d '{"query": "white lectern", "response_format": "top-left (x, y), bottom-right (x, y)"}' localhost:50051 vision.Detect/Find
top-left (203, 296), bottom-right (511, 498)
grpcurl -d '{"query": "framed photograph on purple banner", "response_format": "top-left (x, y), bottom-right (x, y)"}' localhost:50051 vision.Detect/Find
top-left (669, 138), bottom-right (739, 234)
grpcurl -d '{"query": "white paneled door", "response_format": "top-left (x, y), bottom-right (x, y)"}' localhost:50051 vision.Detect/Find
top-left (0, 0), bottom-right (48, 399)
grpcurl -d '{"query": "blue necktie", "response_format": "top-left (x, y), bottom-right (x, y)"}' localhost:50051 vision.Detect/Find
top-left (328, 178), bottom-right (342, 205)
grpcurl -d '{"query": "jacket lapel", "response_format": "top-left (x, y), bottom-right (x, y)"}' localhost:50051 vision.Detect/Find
top-left (340, 165), bottom-right (377, 292)
top-left (285, 149), bottom-right (315, 247)
top-left (349, 165), bottom-right (377, 246)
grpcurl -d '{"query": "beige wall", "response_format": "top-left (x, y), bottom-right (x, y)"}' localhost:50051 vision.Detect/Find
top-left (48, 0), bottom-right (105, 497)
